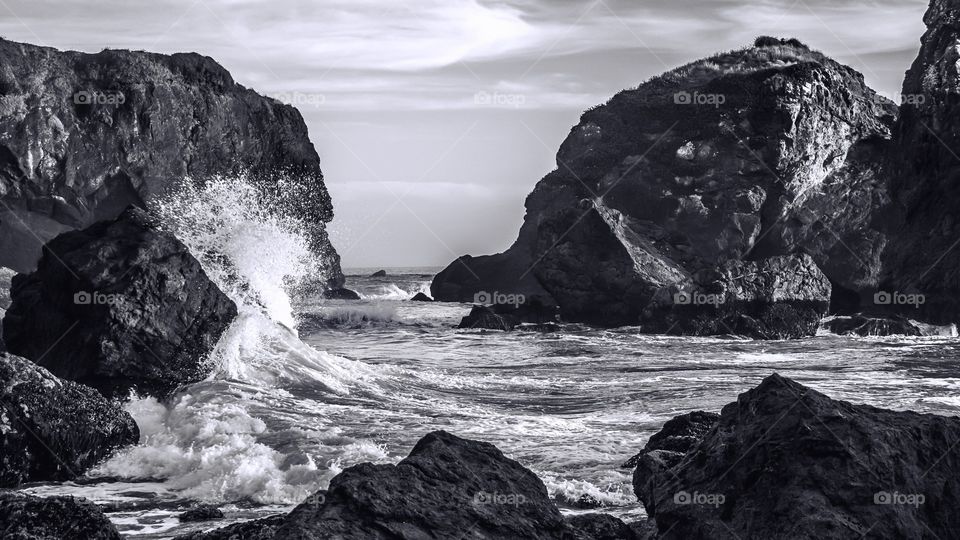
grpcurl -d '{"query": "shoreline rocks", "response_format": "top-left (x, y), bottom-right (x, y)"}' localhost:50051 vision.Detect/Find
top-left (0, 492), bottom-right (122, 539)
top-left (0, 353), bottom-right (138, 487)
top-left (0, 38), bottom-right (344, 289)
top-left (3, 207), bottom-right (237, 399)
top-left (634, 374), bottom-right (960, 539)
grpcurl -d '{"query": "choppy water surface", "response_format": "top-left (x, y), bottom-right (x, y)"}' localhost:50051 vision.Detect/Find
top-left (12, 179), bottom-right (960, 538)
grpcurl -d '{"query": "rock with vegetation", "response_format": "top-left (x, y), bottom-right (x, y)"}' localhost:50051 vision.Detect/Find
top-left (0, 353), bottom-right (138, 487)
top-left (0, 37), bottom-right (343, 288)
top-left (635, 374), bottom-right (960, 539)
top-left (3, 207), bottom-right (237, 399)
top-left (433, 37), bottom-right (895, 336)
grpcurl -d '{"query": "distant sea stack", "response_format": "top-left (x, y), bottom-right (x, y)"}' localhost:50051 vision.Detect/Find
top-left (0, 38), bottom-right (344, 288)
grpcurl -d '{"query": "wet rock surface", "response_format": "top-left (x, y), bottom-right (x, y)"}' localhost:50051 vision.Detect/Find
top-left (0, 492), bottom-right (122, 539)
top-left (635, 374), bottom-right (960, 539)
top-left (0, 353), bottom-right (138, 487)
top-left (3, 207), bottom-right (237, 398)
top-left (0, 37), bottom-right (343, 287)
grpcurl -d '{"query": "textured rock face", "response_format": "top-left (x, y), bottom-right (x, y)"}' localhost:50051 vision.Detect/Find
top-left (433, 38), bottom-right (894, 334)
top-left (3, 207), bottom-right (237, 398)
top-left (0, 492), bottom-right (122, 539)
top-left (883, 0), bottom-right (960, 324)
top-left (0, 353), bottom-right (138, 487)
top-left (0, 38), bottom-right (343, 287)
top-left (636, 374), bottom-right (960, 539)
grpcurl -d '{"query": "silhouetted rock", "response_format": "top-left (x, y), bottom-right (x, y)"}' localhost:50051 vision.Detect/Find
top-left (882, 0), bottom-right (960, 324)
top-left (174, 515), bottom-right (285, 540)
top-left (458, 305), bottom-right (516, 331)
top-left (0, 353), bottom-right (138, 487)
top-left (433, 38), bottom-right (894, 335)
top-left (567, 514), bottom-right (638, 540)
top-left (823, 314), bottom-right (923, 336)
top-left (371, 269), bottom-right (387, 277)
top-left (3, 207), bottom-right (237, 398)
top-left (410, 292), bottom-right (433, 302)
top-left (0, 492), bottom-right (121, 539)
top-left (0, 38), bottom-right (343, 287)
top-left (458, 298), bottom-right (561, 331)
top-left (636, 374), bottom-right (960, 539)
top-left (179, 504), bottom-right (224, 522)
top-left (322, 287), bottom-right (361, 300)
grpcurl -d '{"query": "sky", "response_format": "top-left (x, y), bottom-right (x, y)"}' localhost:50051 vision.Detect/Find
top-left (0, 0), bottom-right (929, 268)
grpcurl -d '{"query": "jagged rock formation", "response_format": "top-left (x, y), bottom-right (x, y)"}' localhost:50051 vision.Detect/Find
top-left (433, 37), bottom-right (895, 336)
top-left (634, 374), bottom-right (960, 539)
top-left (883, 0), bottom-right (960, 324)
top-left (0, 353), bottom-right (138, 487)
top-left (179, 431), bottom-right (636, 540)
top-left (0, 492), bottom-right (122, 539)
top-left (0, 38), bottom-right (343, 287)
top-left (3, 207), bottom-right (237, 398)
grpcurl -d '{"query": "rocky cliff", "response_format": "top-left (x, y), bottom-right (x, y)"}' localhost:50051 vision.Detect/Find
top-left (433, 37), bottom-right (896, 334)
top-left (0, 38), bottom-right (343, 286)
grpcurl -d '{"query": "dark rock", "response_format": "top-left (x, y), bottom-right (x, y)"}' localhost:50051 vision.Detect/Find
top-left (458, 296), bottom-right (562, 331)
top-left (0, 353), bottom-right (138, 487)
top-left (173, 515), bottom-right (285, 540)
top-left (638, 374), bottom-right (960, 539)
top-left (322, 287), bottom-right (361, 300)
top-left (882, 0), bottom-right (960, 325)
top-left (0, 38), bottom-right (343, 287)
top-left (567, 513), bottom-right (638, 540)
top-left (3, 207), bottom-right (238, 399)
top-left (623, 411), bottom-right (719, 468)
top-left (458, 305), bottom-right (517, 331)
top-left (432, 39), bottom-right (892, 335)
top-left (0, 492), bottom-right (121, 539)
top-left (409, 292), bottom-right (433, 302)
top-left (371, 270), bottom-right (387, 277)
top-left (274, 430), bottom-right (576, 539)
top-left (179, 504), bottom-right (224, 522)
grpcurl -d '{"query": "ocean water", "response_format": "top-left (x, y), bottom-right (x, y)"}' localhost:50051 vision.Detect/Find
top-left (12, 177), bottom-right (960, 538)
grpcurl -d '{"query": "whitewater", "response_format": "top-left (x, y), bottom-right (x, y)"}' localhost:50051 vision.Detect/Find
top-left (14, 176), bottom-right (960, 538)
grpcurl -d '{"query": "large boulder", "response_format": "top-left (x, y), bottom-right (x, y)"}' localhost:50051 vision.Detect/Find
top-left (636, 374), bottom-right (960, 539)
top-left (0, 492), bottom-right (122, 539)
top-left (183, 431), bottom-right (637, 540)
top-left (433, 38), bottom-right (893, 335)
top-left (3, 207), bottom-right (237, 398)
top-left (0, 353), bottom-right (138, 487)
top-left (0, 38), bottom-right (343, 287)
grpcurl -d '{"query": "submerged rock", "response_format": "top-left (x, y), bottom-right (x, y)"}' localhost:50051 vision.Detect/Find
top-left (371, 269), bottom-right (388, 277)
top-left (0, 38), bottom-right (343, 287)
top-left (458, 298), bottom-right (561, 331)
top-left (823, 314), bottom-right (923, 336)
top-left (0, 492), bottom-right (122, 539)
top-left (179, 504), bottom-right (224, 523)
top-left (322, 287), bottom-right (361, 300)
top-left (410, 292), bottom-right (433, 302)
top-left (635, 374), bottom-right (960, 539)
top-left (174, 515), bottom-right (285, 540)
top-left (0, 353), bottom-right (138, 487)
top-left (3, 207), bottom-right (237, 398)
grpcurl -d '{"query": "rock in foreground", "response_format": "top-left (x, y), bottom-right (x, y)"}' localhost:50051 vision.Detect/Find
top-left (636, 374), bottom-right (960, 539)
top-left (0, 492), bottom-right (121, 539)
top-left (185, 431), bottom-right (635, 539)
top-left (3, 207), bottom-right (237, 398)
top-left (0, 353), bottom-right (138, 487)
